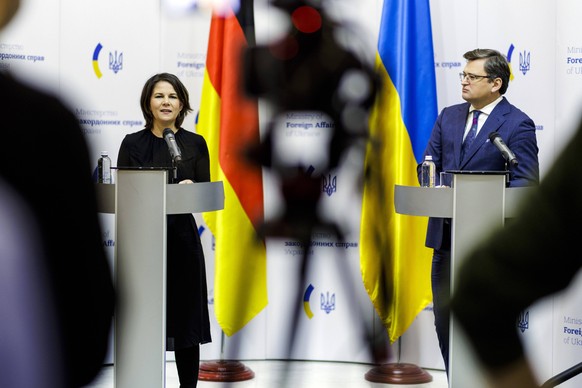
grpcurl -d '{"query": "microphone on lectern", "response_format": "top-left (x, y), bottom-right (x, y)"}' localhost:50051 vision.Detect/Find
top-left (163, 128), bottom-right (182, 163)
top-left (489, 132), bottom-right (518, 167)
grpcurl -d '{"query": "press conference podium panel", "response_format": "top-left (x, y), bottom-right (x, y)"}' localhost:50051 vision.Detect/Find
top-left (394, 172), bottom-right (532, 388)
top-left (96, 169), bottom-right (224, 388)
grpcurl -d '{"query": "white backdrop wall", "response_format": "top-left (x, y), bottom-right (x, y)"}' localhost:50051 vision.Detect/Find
top-left (2, 0), bottom-right (582, 384)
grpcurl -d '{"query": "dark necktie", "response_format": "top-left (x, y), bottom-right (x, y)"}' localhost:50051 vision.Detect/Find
top-left (461, 110), bottom-right (481, 162)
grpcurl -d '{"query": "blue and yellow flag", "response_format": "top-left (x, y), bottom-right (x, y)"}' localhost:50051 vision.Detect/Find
top-left (359, 0), bottom-right (437, 343)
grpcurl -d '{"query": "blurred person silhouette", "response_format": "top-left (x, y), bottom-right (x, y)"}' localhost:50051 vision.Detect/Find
top-left (0, 1), bottom-right (115, 387)
top-left (450, 116), bottom-right (582, 388)
top-left (0, 177), bottom-right (64, 388)
top-left (117, 72), bottom-right (212, 388)
top-left (418, 48), bottom-right (540, 375)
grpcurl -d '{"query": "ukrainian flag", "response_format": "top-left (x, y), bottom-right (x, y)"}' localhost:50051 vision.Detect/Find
top-left (360, 0), bottom-right (437, 343)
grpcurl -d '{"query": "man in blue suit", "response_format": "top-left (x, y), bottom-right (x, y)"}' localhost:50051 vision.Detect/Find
top-left (418, 48), bottom-right (539, 376)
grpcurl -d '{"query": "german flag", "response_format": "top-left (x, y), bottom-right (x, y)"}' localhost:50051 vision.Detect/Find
top-left (197, 0), bottom-right (267, 336)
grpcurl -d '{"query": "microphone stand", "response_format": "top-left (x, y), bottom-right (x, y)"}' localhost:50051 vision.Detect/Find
top-left (170, 159), bottom-right (178, 183)
top-left (541, 361), bottom-right (582, 387)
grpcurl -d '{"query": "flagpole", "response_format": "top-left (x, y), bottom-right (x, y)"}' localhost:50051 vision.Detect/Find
top-left (198, 330), bottom-right (255, 382)
top-left (360, 0), bottom-right (438, 384)
top-left (197, 0), bottom-right (263, 383)
top-left (364, 337), bottom-right (433, 384)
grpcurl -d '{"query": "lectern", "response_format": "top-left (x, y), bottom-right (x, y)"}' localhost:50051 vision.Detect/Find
top-left (96, 168), bottom-right (224, 388)
top-left (394, 172), bottom-right (532, 388)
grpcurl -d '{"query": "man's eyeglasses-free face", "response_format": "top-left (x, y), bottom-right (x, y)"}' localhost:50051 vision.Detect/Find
top-left (459, 72), bottom-right (492, 82)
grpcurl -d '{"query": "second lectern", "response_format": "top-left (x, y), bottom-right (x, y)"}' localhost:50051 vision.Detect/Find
top-left (394, 172), bottom-right (532, 388)
top-left (97, 168), bottom-right (224, 388)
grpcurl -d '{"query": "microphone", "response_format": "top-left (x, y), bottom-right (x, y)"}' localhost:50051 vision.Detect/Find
top-left (489, 132), bottom-right (518, 167)
top-left (163, 128), bottom-right (182, 163)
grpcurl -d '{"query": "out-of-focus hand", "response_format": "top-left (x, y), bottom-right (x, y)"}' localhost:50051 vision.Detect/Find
top-left (178, 179), bottom-right (194, 184)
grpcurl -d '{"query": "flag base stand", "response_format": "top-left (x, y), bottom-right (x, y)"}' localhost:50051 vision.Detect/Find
top-left (364, 363), bottom-right (432, 384)
top-left (198, 360), bottom-right (255, 382)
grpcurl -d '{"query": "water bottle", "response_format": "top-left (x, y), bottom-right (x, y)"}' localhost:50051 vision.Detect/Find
top-left (420, 155), bottom-right (436, 187)
top-left (98, 151), bottom-right (112, 184)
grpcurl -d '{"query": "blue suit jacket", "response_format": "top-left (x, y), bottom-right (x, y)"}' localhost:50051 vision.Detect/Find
top-left (420, 97), bottom-right (539, 250)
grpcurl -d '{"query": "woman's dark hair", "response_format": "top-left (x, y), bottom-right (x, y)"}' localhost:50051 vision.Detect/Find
top-left (140, 72), bottom-right (193, 129)
top-left (463, 48), bottom-right (511, 95)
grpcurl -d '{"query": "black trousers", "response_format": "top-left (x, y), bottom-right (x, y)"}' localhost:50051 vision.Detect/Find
top-left (175, 345), bottom-right (200, 388)
top-left (431, 248), bottom-right (451, 377)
